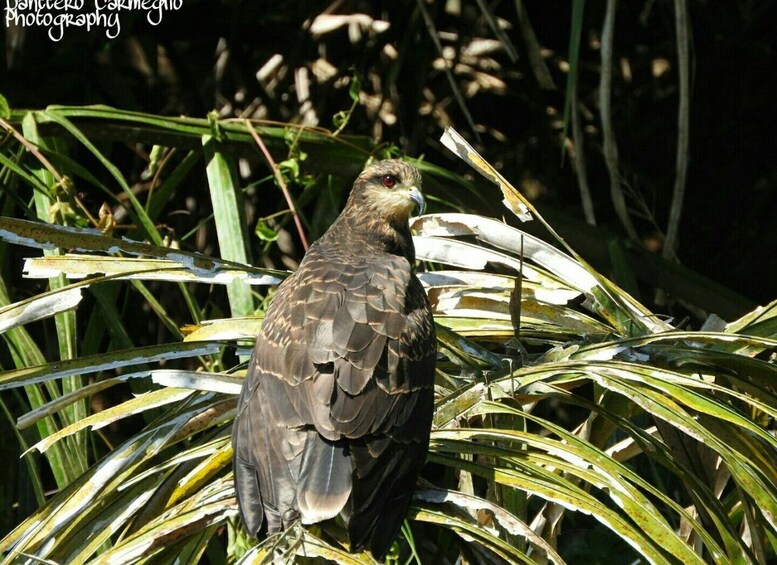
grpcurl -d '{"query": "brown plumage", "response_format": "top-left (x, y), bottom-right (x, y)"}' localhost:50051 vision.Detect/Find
top-left (232, 160), bottom-right (436, 558)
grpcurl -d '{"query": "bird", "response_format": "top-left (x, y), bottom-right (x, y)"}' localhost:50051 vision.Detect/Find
top-left (232, 159), bottom-right (436, 559)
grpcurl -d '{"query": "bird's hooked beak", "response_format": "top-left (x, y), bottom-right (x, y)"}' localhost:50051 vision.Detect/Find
top-left (408, 187), bottom-right (426, 217)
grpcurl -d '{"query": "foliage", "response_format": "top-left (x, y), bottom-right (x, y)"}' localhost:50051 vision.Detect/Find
top-left (4, 2), bottom-right (776, 306)
top-left (0, 105), bottom-right (775, 564)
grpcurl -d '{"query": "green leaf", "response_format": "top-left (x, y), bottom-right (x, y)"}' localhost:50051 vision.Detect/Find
top-left (348, 69), bottom-right (362, 102)
top-left (562, 0), bottom-right (586, 143)
top-left (0, 341), bottom-right (224, 390)
top-left (37, 110), bottom-right (160, 243)
top-left (23, 254), bottom-right (283, 286)
top-left (202, 134), bottom-right (255, 319)
top-left (0, 286), bottom-right (83, 335)
top-left (254, 218), bottom-right (280, 242)
top-left (29, 387), bottom-right (195, 454)
top-left (0, 93), bottom-right (9, 119)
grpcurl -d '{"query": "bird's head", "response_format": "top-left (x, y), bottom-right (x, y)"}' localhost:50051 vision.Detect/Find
top-left (347, 159), bottom-right (425, 224)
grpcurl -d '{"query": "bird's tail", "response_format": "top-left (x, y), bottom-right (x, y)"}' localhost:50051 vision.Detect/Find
top-left (296, 432), bottom-right (352, 524)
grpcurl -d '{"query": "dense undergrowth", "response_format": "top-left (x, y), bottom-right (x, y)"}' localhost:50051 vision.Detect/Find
top-left (0, 105), bottom-right (775, 563)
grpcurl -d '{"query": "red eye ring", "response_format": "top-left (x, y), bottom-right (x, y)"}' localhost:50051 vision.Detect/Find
top-left (382, 174), bottom-right (398, 188)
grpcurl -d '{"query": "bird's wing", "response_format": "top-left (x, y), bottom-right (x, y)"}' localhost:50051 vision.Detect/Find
top-left (233, 361), bottom-right (306, 535)
top-left (256, 251), bottom-right (429, 437)
top-left (346, 274), bottom-right (436, 556)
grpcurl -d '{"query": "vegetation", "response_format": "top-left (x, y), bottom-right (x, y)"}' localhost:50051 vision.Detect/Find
top-left (1, 2), bottom-right (776, 564)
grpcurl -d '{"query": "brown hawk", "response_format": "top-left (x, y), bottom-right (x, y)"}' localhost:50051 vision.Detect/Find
top-left (232, 159), bottom-right (436, 558)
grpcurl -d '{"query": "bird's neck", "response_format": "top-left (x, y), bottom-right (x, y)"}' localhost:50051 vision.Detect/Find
top-left (324, 209), bottom-right (416, 263)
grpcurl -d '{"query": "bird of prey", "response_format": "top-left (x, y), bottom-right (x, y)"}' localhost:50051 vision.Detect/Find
top-left (232, 159), bottom-right (436, 559)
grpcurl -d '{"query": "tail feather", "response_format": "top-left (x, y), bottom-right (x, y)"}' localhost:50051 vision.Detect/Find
top-left (233, 411), bottom-right (265, 536)
top-left (347, 438), bottom-right (427, 559)
top-left (233, 374), bottom-right (305, 534)
top-left (297, 431), bottom-right (352, 524)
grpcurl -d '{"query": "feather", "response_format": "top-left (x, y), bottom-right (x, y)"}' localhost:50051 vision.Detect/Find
top-left (332, 305), bottom-right (358, 352)
top-left (347, 438), bottom-right (427, 558)
top-left (297, 432), bottom-right (352, 524)
top-left (333, 359), bottom-right (372, 395)
top-left (344, 294), bottom-right (369, 324)
top-left (308, 320), bottom-right (335, 364)
top-left (345, 323), bottom-right (376, 353)
top-left (232, 420), bottom-right (264, 535)
top-left (347, 334), bottom-right (386, 370)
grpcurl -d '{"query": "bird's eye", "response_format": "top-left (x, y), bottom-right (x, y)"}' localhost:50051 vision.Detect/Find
top-left (382, 174), bottom-right (398, 188)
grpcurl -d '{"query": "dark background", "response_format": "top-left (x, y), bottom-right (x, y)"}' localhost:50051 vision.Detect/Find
top-left (3, 0), bottom-right (775, 309)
